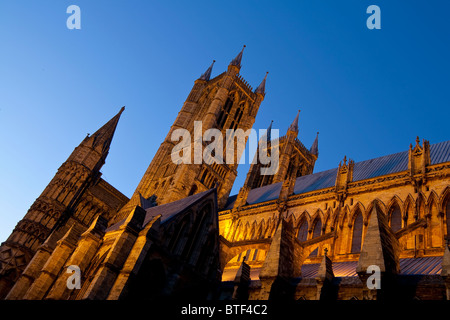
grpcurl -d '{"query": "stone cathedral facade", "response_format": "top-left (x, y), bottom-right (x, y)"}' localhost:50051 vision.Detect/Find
top-left (1, 47), bottom-right (450, 300)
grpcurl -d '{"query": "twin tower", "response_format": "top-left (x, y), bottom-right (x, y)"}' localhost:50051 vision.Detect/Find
top-left (0, 46), bottom-right (318, 298)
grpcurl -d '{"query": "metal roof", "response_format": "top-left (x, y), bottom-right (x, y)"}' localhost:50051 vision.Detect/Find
top-left (399, 256), bottom-right (442, 275)
top-left (107, 189), bottom-right (216, 232)
top-left (300, 256), bottom-right (443, 278)
top-left (221, 256), bottom-right (444, 282)
top-left (223, 140), bottom-right (450, 209)
top-left (247, 182), bottom-right (282, 205)
top-left (223, 182), bottom-right (282, 210)
top-left (301, 261), bottom-right (358, 278)
top-left (143, 188), bottom-right (216, 226)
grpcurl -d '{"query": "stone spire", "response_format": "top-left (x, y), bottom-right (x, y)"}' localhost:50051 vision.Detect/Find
top-left (232, 260), bottom-right (251, 300)
top-left (288, 110), bottom-right (300, 133)
top-left (199, 60), bottom-right (215, 81)
top-left (356, 205), bottom-right (400, 300)
top-left (310, 132), bottom-right (319, 156)
top-left (317, 248), bottom-right (334, 282)
top-left (259, 120), bottom-right (273, 144)
top-left (356, 206), bottom-right (400, 275)
top-left (441, 239), bottom-right (450, 278)
top-left (257, 219), bottom-right (301, 299)
top-left (315, 247), bottom-right (336, 300)
top-left (255, 72), bottom-right (268, 95)
top-left (230, 45), bottom-right (246, 67)
top-left (87, 106), bottom-right (125, 155)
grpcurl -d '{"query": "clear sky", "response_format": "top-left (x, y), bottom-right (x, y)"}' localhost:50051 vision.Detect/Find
top-left (0, 1), bottom-right (449, 243)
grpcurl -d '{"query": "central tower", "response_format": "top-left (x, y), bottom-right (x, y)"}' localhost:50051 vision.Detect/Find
top-left (115, 46), bottom-right (267, 221)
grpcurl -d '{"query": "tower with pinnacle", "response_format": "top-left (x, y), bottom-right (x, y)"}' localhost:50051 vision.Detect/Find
top-left (113, 46), bottom-right (269, 221)
top-left (0, 108), bottom-right (128, 299)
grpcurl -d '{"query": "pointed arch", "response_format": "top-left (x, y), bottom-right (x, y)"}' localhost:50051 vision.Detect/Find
top-left (389, 201), bottom-right (403, 232)
top-left (249, 221), bottom-right (258, 240)
top-left (296, 216), bottom-right (309, 242)
top-left (256, 219), bottom-right (265, 239)
top-left (386, 195), bottom-right (403, 217)
top-left (232, 220), bottom-right (242, 242)
top-left (439, 186), bottom-right (450, 213)
top-left (416, 192), bottom-right (426, 220)
top-left (428, 191), bottom-right (443, 247)
top-left (404, 193), bottom-right (416, 225)
top-left (295, 210), bottom-right (311, 229)
top-left (264, 218), bottom-right (275, 239)
top-left (311, 215), bottom-right (323, 239)
top-left (443, 190), bottom-right (450, 240)
top-left (365, 199), bottom-right (386, 223)
top-left (349, 202), bottom-right (365, 226)
top-left (225, 219), bottom-right (238, 240)
top-left (323, 209), bottom-right (332, 233)
top-left (427, 190), bottom-right (440, 211)
top-left (311, 208), bottom-right (325, 228)
top-left (350, 208), bottom-right (364, 253)
top-left (241, 222), bottom-right (250, 241)
top-left (262, 218), bottom-right (271, 239)
top-left (331, 205), bottom-right (343, 231)
top-left (286, 212), bottom-right (296, 227)
top-left (386, 196), bottom-right (403, 232)
top-left (268, 219), bottom-right (278, 238)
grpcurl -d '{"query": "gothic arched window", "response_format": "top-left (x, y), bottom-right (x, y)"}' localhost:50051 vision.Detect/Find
top-left (297, 218), bottom-right (308, 242)
top-left (390, 204), bottom-right (402, 232)
top-left (313, 219), bottom-right (322, 238)
top-left (351, 211), bottom-right (363, 253)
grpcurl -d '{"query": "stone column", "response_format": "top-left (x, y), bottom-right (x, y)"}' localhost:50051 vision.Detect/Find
top-left (441, 240), bottom-right (450, 300)
top-left (232, 260), bottom-right (251, 300)
top-left (107, 215), bottom-right (161, 300)
top-left (23, 224), bottom-right (83, 300)
top-left (258, 219), bottom-right (296, 300)
top-left (315, 248), bottom-right (335, 300)
top-left (5, 230), bottom-right (61, 300)
top-left (81, 206), bottom-right (145, 300)
top-left (356, 206), bottom-right (399, 300)
top-left (44, 215), bottom-right (108, 299)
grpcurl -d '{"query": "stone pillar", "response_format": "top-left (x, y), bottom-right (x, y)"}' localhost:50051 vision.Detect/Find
top-left (107, 215), bottom-right (161, 300)
top-left (5, 230), bottom-right (61, 300)
top-left (232, 260), bottom-right (251, 300)
top-left (258, 219), bottom-right (297, 300)
top-left (356, 206), bottom-right (399, 300)
top-left (315, 248), bottom-right (335, 300)
top-left (44, 215), bottom-right (108, 300)
top-left (23, 224), bottom-right (84, 300)
top-left (441, 240), bottom-right (450, 300)
top-left (81, 206), bottom-right (145, 300)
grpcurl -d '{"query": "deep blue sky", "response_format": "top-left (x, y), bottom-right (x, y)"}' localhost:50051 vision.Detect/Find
top-left (1, 1), bottom-right (449, 242)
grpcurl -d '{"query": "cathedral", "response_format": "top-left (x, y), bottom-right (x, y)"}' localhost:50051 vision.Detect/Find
top-left (1, 46), bottom-right (450, 301)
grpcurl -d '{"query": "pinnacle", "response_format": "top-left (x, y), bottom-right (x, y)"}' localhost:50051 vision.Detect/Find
top-left (199, 60), bottom-right (216, 81)
top-left (88, 107), bottom-right (124, 154)
top-left (288, 109), bottom-right (301, 133)
top-left (230, 45), bottom-right (246, 67)
top-left (255, 71), bottom-right (268, 94)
